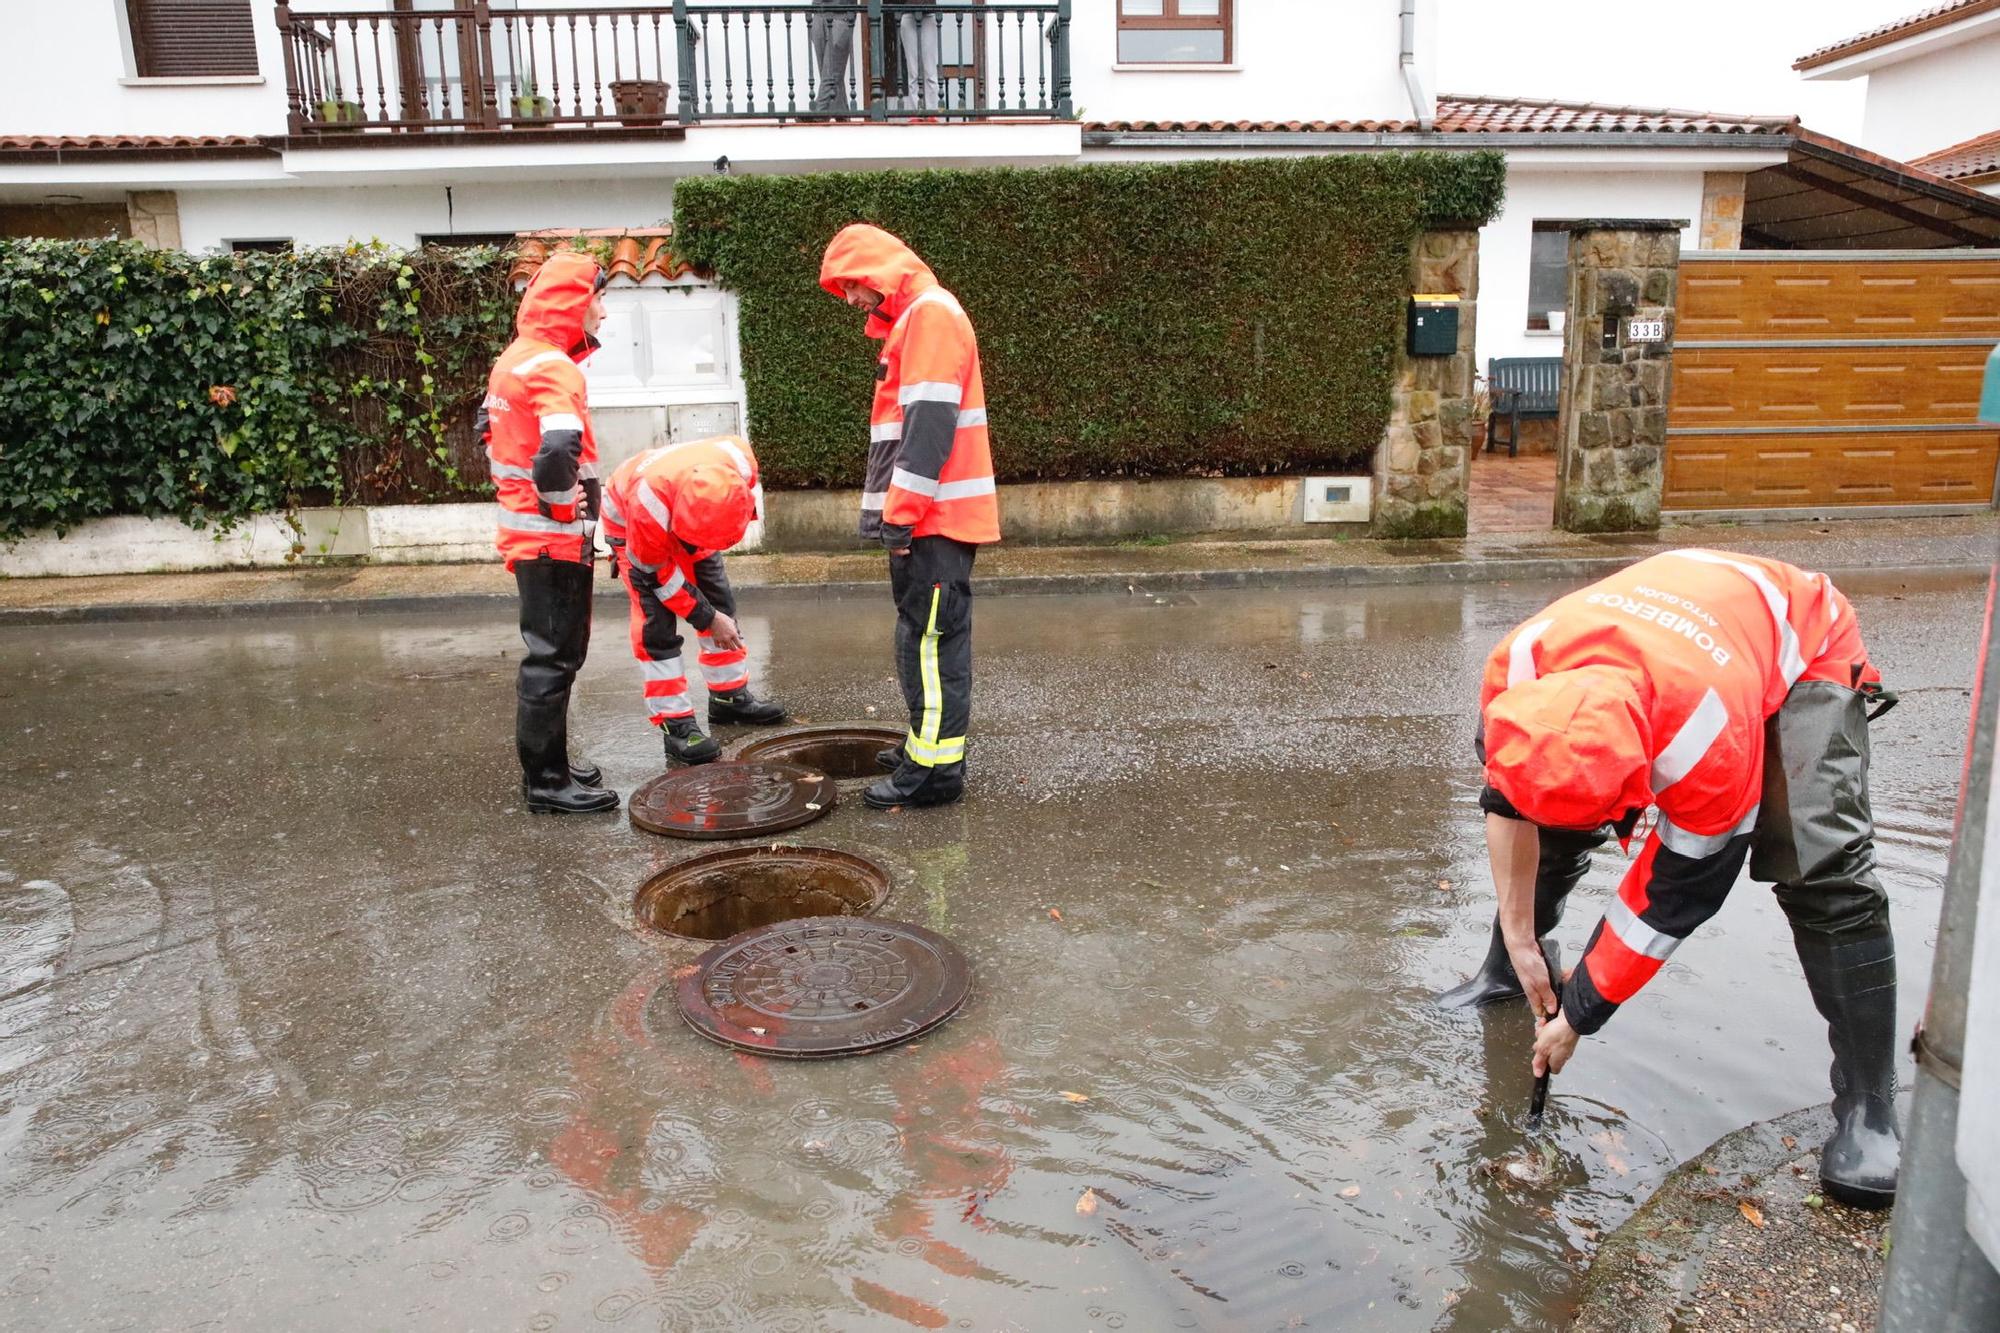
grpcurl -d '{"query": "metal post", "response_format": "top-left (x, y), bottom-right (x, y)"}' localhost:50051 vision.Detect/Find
top-left (673, 0), bottom-right (697, 124)
top-left (1052, 0), bottom-right (1072, 120)
top-left (866, 0), bottom-right (887, 121)
top-left (1880, 565), bottom-right (2000, 1330)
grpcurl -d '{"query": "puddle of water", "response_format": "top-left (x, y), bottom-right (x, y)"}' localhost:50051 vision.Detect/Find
top-left (0, 573), bottom-right (1974, 1329)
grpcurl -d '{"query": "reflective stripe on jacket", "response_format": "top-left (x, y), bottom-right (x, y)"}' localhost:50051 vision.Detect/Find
top-left (488, 252), bottom-right (601, 570)
top-left (820, 224), bottom-right (1000, 546)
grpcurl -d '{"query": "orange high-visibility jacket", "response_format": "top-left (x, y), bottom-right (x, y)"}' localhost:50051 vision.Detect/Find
top-left (599, 435), bottom-right (761, 630)
top-left (1480, 549), bottom-right (1880, 1033)
top-left (820, 224), bottom-right (1000, 547)
top-left (485, 252), bottom-right (601, 571)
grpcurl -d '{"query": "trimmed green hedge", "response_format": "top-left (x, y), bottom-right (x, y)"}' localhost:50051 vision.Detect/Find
top-left (673, 152), bottom-right (1504, 489)
top-left (0, 240), bottom-right (514, 541)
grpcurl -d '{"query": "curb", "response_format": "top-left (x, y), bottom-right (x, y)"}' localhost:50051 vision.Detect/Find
top-left (0, 553), bottom-right (1987, 627)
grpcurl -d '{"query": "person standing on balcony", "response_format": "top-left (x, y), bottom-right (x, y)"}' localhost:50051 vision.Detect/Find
top-left (820, 224), bottom-right (999, 809)
top-left (885, 0), bottom-right (943, 113)
top-left (483, 253), bottom-right (618, 816)
top-left (808, 0), bottom-right (856, 114)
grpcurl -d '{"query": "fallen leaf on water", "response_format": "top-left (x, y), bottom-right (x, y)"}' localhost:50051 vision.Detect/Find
top-left (1438, 879), bottom-right (1453, 892)
top-left (1739, 1201), bottom-right (1766, 1229)
top-left (1059, 1091), bottom-right (1090, 1104)
top-left (1075, 1189), bottom-right (1099, 1217)
top-left (1781, 1135), bottom-right (1798, 1150)
top-left (1340, 1185), bottom-right (1361, 1199)
top-left (1048, 908), bottom-right (1063, 922)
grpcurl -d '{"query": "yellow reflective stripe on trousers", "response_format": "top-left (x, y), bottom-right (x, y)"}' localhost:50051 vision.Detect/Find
top-left (909, 585), bottom-right (945, 767)
top-left (903, 733), bottom-right (965, 765)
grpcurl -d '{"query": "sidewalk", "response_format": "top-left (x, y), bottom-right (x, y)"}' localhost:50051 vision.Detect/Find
top-left (1, 513), bottom-right (1994, 623)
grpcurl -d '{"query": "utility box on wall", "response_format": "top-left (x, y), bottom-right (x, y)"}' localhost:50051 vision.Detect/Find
top-left (1407, 295), bottom-right (1460, 357)
top-left (1301, 476), bottom-right (1372, 523)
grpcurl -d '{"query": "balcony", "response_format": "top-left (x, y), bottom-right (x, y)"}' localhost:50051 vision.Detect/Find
top-left (273, 2), bottom-right (1073, 134)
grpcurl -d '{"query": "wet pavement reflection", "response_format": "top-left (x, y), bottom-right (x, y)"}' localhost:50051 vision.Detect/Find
top-left (0, 570), bottom-right (1979, 1329)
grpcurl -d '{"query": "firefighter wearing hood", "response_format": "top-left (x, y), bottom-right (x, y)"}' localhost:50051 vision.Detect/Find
top-left (820, 224), bottom-right (1000, 810)
top-left (483, 252), bottom-right (619, 815)
top-left (1440, 549), bottom-right (1902, 1210)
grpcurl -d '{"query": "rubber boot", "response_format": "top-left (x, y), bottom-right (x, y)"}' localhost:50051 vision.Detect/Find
top-left (875, 745), bottom-right (905, 773)
top-left (864, 760), bottom-right (965, 809)
top-left (1793, 929), bottom-right (1900, 1209)
top-left (1435, 827), bottom-right (1599, 1008)
top-left (708, 687), bottom-right (789, 727)
top-left (519, 700), bottom-right (618, 815)
top-left (569, 759), bottom-right (603, 787)
top-left (662, 716), bottom-right (721, 766)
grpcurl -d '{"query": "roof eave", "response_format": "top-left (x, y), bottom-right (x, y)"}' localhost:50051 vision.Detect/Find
top-left (1081, 129), bottom-right (1798, 151)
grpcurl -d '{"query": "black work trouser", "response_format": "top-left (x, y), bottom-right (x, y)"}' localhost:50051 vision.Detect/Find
top-left (889, 535), bottom-right (976, 769)
top-left (514, 556), bottom-right (594, 783)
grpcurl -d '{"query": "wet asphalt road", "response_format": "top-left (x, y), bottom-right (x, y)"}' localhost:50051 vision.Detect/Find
top-left (0, 568), bottom-right (1983, 1331)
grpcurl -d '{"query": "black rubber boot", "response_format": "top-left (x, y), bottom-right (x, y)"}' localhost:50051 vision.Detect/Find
top-left (515, 559), bottom-right (617, 816)
top-left (570, 759), bottom-right (603, 787)
top-left (519, 699), bottom-right (618, 815)
top-left (707, 687), bottom-right (789, 726)
top-left (1794, 929), bottom-right (1900, 1209)
top-left (863, 760), bottom-right (964, 809)
top-left (662, 716), bottom-right (721, 766)
top-left (1435, 827), bottom-right (1601, 1008)
top-left (875, 745), bottom-right (905, 773)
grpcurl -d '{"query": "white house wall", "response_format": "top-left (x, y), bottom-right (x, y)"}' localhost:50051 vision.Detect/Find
top-left (1856, 31), bottom-right (2000, 162)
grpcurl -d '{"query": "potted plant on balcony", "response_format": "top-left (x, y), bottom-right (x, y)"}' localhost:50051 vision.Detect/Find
top-left (317, 97), bottom-right (366, 130)
top-left (610, 78), bottom-right (670, 128)
top-left (512, 77), bottom-right (553, 123)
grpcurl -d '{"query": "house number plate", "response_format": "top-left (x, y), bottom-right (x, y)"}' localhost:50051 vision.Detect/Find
top-left (1627, 319), bottom-right (1666, 343)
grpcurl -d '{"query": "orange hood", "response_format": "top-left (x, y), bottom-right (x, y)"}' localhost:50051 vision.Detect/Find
top-left (1483, 666), bottom-right (1655, 834)
top-left (516, 251), bottom-right (601, 355)
top-left (820, 223), bottom-right (938, 339)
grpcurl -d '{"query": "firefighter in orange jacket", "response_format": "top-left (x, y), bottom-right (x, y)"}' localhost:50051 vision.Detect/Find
top-left (820, 224), bottom-right (1000, 809)
top-left (601, 435), bottom-right (788, 764)
top-left (483, 252), bottom-right (618, 815)
top-left (1439, 549), bottom-right (1901, 1208)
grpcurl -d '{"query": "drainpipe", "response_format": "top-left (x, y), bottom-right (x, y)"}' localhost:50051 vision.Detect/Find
top-left (1399, 0), bottom-right (1434, 131)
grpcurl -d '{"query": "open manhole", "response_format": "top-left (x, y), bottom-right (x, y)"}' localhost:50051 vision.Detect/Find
top-left (670, 916), bottom-right (972, 1058)
top-left (629, 761), bottom-right (835, 840)
top-left (634, 845), bottom-right (890, 942)
top-left (735, 724), bottom-right (905, 781)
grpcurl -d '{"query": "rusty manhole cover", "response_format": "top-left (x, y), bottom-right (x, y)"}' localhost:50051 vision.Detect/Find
top-left (629, 761), bottom-right (835, 840)
top-left (671, 917), bottom-right (972, 1059)
top-left (634, 845), bottom-right (890, 942)
top-left (735, 724), bottom-right (905, 780)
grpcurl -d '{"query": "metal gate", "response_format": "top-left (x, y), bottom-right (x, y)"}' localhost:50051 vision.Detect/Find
top-left (1663, 251), bottom-right (2000, 514)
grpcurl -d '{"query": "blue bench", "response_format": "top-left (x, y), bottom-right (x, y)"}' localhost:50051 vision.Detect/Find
top-left (1485, 357), bottom-right (1563, 457)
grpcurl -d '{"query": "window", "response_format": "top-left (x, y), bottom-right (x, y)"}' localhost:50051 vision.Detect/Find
top-left (1117, 0), bottom-right (1231, 64)
top-left (228, 238), bottom-right (293, 254)
top-left (126, 1), bottom-right (259, 79)
top-left (1526, 224), bottom-right (1569, 332)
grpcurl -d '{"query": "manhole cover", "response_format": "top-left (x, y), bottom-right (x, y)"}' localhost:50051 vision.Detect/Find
top-left (629, 761), bottom-right (835, 840)
top-left (634, 845), bottom-right (890, 942)
top-left (672, 917), bottom-right (972, 1059)
top-left (735, 724), bottom-right (905, 780)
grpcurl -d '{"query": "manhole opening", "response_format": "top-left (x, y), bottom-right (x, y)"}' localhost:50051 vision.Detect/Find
top-left (634, 846), bottom-right (890, 942)
top-left (737, 725), bottom-right (904, 781)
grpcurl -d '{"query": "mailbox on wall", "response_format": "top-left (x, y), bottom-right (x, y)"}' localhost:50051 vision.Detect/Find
top-left (1407, 295), bottom-right (1460, 357)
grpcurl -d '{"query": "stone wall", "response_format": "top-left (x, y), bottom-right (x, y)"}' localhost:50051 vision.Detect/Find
top-left (1552, 223), bottom-right (1683, 534)
top-left (125, 192), bottom-right (182, 250)
top-left (1373, 229), bottom-right (1479, 538)
top-left (1699, 173), bottom-right (1746, 251)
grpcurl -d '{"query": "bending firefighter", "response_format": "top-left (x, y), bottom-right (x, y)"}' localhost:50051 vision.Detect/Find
top-left (601, 436), bottom-right (788, 764)
top-left (1440, 550), bottom-right (1902, 1208)
top-left (820, 223), bottom-right (1000, 809)
top-left (484, 252), bottom-right (618, 815)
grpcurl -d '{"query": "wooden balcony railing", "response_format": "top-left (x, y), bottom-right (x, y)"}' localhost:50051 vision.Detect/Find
top-left (275, 2), bottom-right (1073, 133)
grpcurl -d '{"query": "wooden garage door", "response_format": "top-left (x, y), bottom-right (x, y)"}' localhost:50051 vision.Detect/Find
top-left (1663, 252), bottom-right (2000, 512)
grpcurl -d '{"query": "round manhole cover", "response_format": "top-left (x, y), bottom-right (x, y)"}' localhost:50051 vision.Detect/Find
top-left (672, 917), bottom-right (971, 1059)
top-left (634, 845), bottom-right (890, 942)
top-left (735, 724), bottom-right (906, 781)
top-left (629, 761), bottom-right (835, 840)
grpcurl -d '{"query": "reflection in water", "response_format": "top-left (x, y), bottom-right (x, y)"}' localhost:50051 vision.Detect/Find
top-left (0, 575), bottom-right (1973, 1328)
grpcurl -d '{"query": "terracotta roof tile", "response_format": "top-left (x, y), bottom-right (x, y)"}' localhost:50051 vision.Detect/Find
top-left (0, 133), bottom-right (271, 154)
top-left (1085, 96), bottom-right (1797, 138)
top-left (507, 227), bottom-right (689, 287)
top-left (1910, 127), bottom-right (2000, 180)
top-left (1794, 0), bottom-right (2000, 71)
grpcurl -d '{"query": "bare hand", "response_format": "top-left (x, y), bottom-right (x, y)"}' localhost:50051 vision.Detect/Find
top-left (889, 547), bottom-right (912, 557)
top-left (1533, 1011), bottom-right (1580, 1077)
top-left (707, 612), bottom-right (745, 652)
top-left (1507, 938), bottom-right (1559, 1020)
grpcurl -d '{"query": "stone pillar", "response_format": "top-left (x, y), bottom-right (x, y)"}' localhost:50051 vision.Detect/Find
top-left (1551, 220), bottom-right (1684, 534)
top-left (125, 191), bottom-right (182, 250)
top-left (1699, 172), bottom-right (1746, 251)
top-left (1373, 228), bottom-right (1479, 539)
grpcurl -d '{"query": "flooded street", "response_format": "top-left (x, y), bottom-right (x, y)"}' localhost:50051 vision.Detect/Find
top-left (0, 570), bottom-right (1980, 1331)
